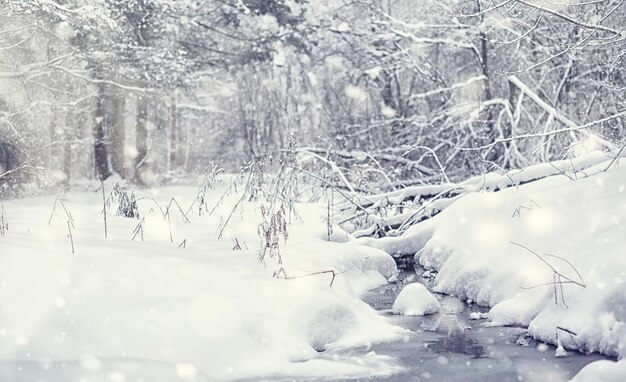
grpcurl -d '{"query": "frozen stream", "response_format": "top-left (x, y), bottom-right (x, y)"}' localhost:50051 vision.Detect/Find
top-left (354, 258), bottom-right (610, 382)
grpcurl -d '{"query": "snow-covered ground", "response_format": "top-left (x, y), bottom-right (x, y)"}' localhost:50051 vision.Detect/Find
top-left (0, 179), bottom-right (404, 381)
top-left (361, 155), bottom-right (626, 380)
top-left (3, 153), bottom-right (625, 381)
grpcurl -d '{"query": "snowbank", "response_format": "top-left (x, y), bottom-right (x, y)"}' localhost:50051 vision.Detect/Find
top-left (364, 157), bottom-right (626, 366)
top-left (571, 359), bottom-right (626, 382)
top-left (392, 283), bottom-right (440, 316)
top-left (0, 184), bottom-right (402, 381)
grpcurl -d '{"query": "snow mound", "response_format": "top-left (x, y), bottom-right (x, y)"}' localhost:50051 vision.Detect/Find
top-left (570, 360), bottom-right (626, 382)
top-left (392, 283), bottom-right (440, 316)
top-left (364, 157), bottom-right (626, 367)
top-left (0, 185), bottom-right (403, 381)
top-left (410, 159), bottom-right (626, 358)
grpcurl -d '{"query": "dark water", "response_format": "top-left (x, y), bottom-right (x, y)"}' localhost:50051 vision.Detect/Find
top-left (354, 256), bottom-right (610, 382)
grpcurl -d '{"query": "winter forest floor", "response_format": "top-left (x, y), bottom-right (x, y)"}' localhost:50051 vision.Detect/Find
top-left (1, 155), bottom-right (626, 381)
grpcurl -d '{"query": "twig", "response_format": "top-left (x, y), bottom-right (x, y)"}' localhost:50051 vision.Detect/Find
top-left (131, 217), bottom-right (145, 241)
top-left (603, 140), bottom-right (626, 172)
top-left (295, 166), bottom-right (370, 216)
top-left (0, 202), bottom-right (7, 236)
top-left (164, 198), bottom-right (191, 223)
top-left (0, 164), bottom-right (30, 179)
top-left (520, 280), bottom-right (584, 290)
top-left (512, 242), bottom-right (586, 288)
top-left (101, 179), bottom-right (107, 239)
top-left (542, 252), bottom-right (585, 287)
top-left (160, 198), bottom-right (191, 243)
top-left (203, 170), bottom-right (246, 217)
top-left (281, 270), bottom-right (344, 287)
top-left (136, 197), bottom-right (165, 216)
top-left (557, 326), bottom-right (578, 337)
top-left (218, 173), bottom-right (253, 239)
top-left (48, 195), bottom-right (75, 228)
top-left (513, 242), bottom-right (586, 307)
top-left (67, 220), bottom-right (75, 254)
top-left (166, 209), bottom-right (173, 243)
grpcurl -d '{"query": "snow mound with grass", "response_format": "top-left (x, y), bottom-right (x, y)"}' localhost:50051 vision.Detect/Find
top-left (0, 185), bottom-right (403, 381)
top-left (392, 283), bottom-right (440, 316)
top-left (363, 155), bottom-right (626, 379)
top-left (412, 158), bottom-right (626, 359)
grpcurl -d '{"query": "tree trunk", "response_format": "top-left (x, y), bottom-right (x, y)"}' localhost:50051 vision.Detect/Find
top-left (94, 84), bottom-right (111, 180)
top-left (168, 92), bottom-right (178, 172)
top-left (183, 124), bottom-right (191, 172)
top-left (133, 95), bottom-right (149, 185)
top-left (48, 112), bottom-right (57, 167)
top-left (63, 112), bottom-right (73, 190)
top-left (110, 90), bottom-right (126, 178)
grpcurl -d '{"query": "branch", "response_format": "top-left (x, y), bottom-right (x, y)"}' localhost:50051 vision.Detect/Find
top-left (513, 0), bottom-right (623, 37)
top-left (508, 75), bottom-right (578, 129)
top-left (512, 242), bottom-right (586, 288)
top-left (51, 65), bottom-right (154, 92)
top-left (0, 26), bottom-right (38, 51)
top-left (459, 108), bottom-right (626, 151)
top-left (410, 76), bottom-right (487, 100)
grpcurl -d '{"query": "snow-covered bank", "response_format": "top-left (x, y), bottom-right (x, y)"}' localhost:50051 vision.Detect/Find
top-left (571, 359), bottom-right (626, 382)
top-left (361, 156), bottom-right (626, 375)
top-left (0, 183), bottom-right (403, 381)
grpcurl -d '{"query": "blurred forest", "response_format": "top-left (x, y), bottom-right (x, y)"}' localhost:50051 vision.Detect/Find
top-left (0, 0), bottom-right (624, 194)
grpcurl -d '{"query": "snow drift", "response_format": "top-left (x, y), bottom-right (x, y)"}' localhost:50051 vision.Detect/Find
top-left (362, 155), bottom-right (626, 363)
top-left (0, 184), bottom-right (403, 381)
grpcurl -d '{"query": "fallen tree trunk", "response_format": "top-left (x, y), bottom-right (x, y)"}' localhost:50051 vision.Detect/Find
top-left (339, 149), bottom-right (624, 239)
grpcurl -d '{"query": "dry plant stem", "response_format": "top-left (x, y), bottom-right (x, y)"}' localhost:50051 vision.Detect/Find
top-left (513, 242), bottom-right (586, 307)
top-left (218, 172), bottom-right (253, 239)
top-left (131, 217), bottom-right (145, 241)
top-left (48, 198), bottom-right (59, 225)
top-left (557, 326), bottom-right (578, 337)
top-left (178, 239), bottom-right (186, 248)
top-left (204, 170), bottom-right (246, 217)
top-left (541, 252), bottom-right (585, 285)
top-left (48, 196), bottom-right (75, 228)
top-left (101, 182), bottom-right (118, 211)
top-left (67, 220), bottom-right (75, 254)
top-left (520, 280), bottom-right (584, 290)
top-left (163, 200), bottom-right (189, 243)
top-left (294, 149), bottom-right (357, 195)
top-left (164, 198), bottom-right (191, 223)
top-left (167, 212), bottom-right (173, 243)
top-left (266, 164), bottom-right (285, 215)
top-left (513, 242), bottom-right (586, 288)
top-left (0, 202), bottom-right (7, 235)
top-left (136, 197), bottom-right (166, 216)
top-left (603, 140), bottom-right (626, 172)
top-left (295, 167), bottom-right (370, 216)
top-left (185, 167), bottom-right (225, 216)
top-left (326, 187), bottom-right (333, 241)
top-left (101, 179), bottom-right (107, 239)
top-left (280, 270), bottom-right (343, 287)
top-left (511, 199), bottom-right (541, 218)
